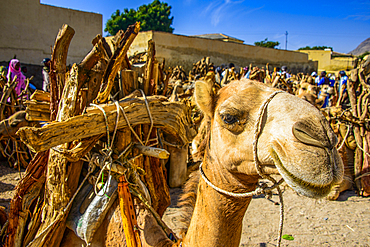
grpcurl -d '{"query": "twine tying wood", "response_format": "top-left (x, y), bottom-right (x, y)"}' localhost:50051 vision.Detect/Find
top-left (336, 124), bottom-right (351, 151)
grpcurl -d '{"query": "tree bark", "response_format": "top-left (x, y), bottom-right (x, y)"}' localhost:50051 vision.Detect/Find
top-left (49, 24), bottom-right (75, 121)
top-left (17, 97), bottom-right (196, 153)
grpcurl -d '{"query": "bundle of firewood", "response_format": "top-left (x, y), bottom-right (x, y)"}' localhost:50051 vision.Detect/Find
top-left (169, 65), bottom-right (187, 82)
top-left (344, 55), bottom-right (370, 196)
top-left (0, 67), bottom-right (36, 168)
top-left (189, 57), bottom-right (214, 81)
top-left (3, 22), bottom-right (196, 247)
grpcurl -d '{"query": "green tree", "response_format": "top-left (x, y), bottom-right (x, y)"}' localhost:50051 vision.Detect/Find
top-left (298, 46), bottom-right (333, 51)
top-left (105, 0), bottom-right (174, 36)
top-left (254, 38), bottom-right (280, 49)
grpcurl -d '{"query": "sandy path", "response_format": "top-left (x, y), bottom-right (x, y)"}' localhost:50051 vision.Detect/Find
top-left (163, 185), bottom-right (370, 246)
top-left (0, 163), bottom-right (24, 211)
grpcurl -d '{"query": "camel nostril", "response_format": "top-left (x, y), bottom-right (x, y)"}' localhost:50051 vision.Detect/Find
top-left (292, 120), bottom-right (332, 149)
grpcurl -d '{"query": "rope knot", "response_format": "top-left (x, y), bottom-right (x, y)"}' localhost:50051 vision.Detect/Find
top-left (257, 182), bottom-right (272, 199)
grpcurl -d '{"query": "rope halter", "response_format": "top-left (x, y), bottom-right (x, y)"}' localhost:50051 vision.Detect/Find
top-left (199, 90), bottom-right (286, 247)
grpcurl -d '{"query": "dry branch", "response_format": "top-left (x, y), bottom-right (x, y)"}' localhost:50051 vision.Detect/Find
top-left (49, 24), bottom-right (75, 120)
top-left (17, 96), bottom-right (196, 153)
top-left (94, 22), bottom-right (140, 104)
top-left (30, 90), bottom-right (50, 102)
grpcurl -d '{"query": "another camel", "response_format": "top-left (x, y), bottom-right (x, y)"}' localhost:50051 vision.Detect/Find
top-left (0, 111), bottom-right (35, 139)
top-left (59, 78), bottom-right (343, 247)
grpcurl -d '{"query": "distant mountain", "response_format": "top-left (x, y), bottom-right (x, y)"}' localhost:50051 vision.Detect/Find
top-left (348, 38), bottom-right (370, 55)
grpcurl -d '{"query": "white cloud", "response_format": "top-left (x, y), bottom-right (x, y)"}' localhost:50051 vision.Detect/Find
top-left (345, 15), bottom-right (370, 21)
top-left (202, 0), bottom-right (263, 27)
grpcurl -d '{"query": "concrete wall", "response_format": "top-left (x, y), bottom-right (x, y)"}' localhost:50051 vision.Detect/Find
top-left (298, 50), bottom-right (356, 73)
top-left (128, 31), bottom-right (317, 74)
top-left (0, 0), bottom-right (102, 66)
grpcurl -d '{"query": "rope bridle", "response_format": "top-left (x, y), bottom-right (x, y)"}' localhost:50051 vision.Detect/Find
top-left (199, 90), bottom-right (286, 247)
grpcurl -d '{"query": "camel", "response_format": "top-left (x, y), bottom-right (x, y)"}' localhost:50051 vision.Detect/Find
top-left (59, 78), bottom-right (343, 247)
top-left (0, 111), bottom-right (36, 138)
top-left (296, 82), bottom-right (318, 106)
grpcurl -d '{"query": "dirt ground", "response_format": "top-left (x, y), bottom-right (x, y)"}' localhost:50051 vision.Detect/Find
top-left (163, 184), bottom-right (370, 247)
top-left (0, 163), bottom-right (25, 212)
top-left (1, 162), bottom-right (370, 246)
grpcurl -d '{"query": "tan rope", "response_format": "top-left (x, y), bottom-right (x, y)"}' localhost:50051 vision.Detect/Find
top-left (252, 90), bottom-right (285, 246)
top-left (117, 101), bottom-right (144, 146)
top-left (336, 124), bottom-right (350, 151)
top-left (199, 90), bottom-right (286, 247)
top-left (199, 163), bottom-right (284, 197)
top-left (90, 102), bottom-right (121, 197)
top-left (355, 172), bottom-right (370, 181)
top-left (138, 89), bottom-right (154, 145)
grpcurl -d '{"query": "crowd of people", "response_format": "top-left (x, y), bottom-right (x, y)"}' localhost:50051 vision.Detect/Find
top-left (209, 62), bottom-right (350, 110)
top-left (0, 56), bottom-right (351, 113)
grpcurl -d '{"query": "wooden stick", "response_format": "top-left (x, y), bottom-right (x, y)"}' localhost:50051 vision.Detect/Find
top-left (30, 90), bottom-right (50, 102)
top-left (94, 22), bottom-right (140, 104)
top-left (134, 144), bottom-right (170, 159)
top-left (17, 97), bottom-right (196, 153)
top-left (49, 24), bottom-right (75, 121)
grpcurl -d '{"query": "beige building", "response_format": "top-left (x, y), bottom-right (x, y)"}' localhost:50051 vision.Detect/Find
top-left (298, 49), bottom-right (356, 74)
top-left (190, 33), bottom-right (245, 44)
top-left (128, 31), bottom-right (317, 74)
top-left (0, 0), bottom-right (102, 66)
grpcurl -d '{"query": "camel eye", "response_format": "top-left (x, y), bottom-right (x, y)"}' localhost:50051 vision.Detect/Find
top-left (221, 114), bottom-right (238, 125)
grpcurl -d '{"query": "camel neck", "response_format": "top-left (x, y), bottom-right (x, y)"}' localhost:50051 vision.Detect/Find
top-left (183, 161), bottom-right (258, 247)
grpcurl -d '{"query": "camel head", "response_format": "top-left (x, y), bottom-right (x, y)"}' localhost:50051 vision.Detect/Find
top-left (194, 78), bottom-right (343, 198)
top-left (0, 111), bottom-right (32, 139)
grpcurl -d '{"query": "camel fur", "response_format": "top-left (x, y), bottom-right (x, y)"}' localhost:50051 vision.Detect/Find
top-left (59, 77), bottom-right (343, 247)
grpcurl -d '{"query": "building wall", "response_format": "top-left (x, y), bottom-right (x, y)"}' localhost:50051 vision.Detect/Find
top-left (128, 31), bottom-right (318, 74)
top-left (0, 0), bottom-right (102, 66)
top-left (298, 50), bottom-right (356, 73)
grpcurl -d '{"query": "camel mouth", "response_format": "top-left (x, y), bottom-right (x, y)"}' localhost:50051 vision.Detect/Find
top-left (269, 147), bottom-right (334, 198)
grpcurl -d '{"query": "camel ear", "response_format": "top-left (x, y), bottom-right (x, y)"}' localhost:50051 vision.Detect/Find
top-left (194, 79), bottom-right (214, 117)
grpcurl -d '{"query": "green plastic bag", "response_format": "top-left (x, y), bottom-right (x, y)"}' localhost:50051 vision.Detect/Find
top-left (282, 234), bottom-right (294, 241)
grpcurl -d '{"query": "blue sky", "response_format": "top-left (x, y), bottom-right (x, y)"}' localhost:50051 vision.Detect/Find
top-left (40, 0), bottom-right (370, 54)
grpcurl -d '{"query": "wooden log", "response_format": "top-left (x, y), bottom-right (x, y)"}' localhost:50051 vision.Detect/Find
top-left (0, 77), bottom-right (19, 121)
top-left (33, 63), bottom-right (85, 247)
top-left (17, 97), bottom-right (196, 153)
top-left (120, 70), bottom-right (139, 99)
top-left (144, 39), bottom-right (155, 95)
top-left (56, 64), bottom-right (84, 121)
top-left (5, 151), bottom-right (49, 247)
top-left (85, 69), bottom-right (105, 105)
top-left (167, 144), bottom-right (187, 188)
top-left (25, 109), bottom-right (51, 122)
top-left (49, 24), bottom-right (75, 121)
top-left (94, 22), bottom-right (140, 104)
top-left (30, 90), bottom-right (50, 102)
top-left (142, 47), bottom-right (171, 215)
top-left (347, 78), bottom-right (364, 191)
top-left (79, 34), bottom-right (110, 70)
top-left (134, 144), bottom-right (170, 159)
top-left (362, 132), bottom-right (370, 196)
top-left (25, 100), bottom-right (51, 112)
top-left (151, 61), bottom-right (159, 95)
